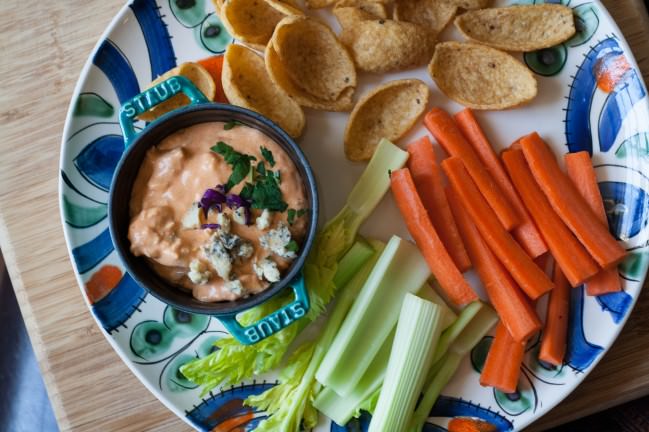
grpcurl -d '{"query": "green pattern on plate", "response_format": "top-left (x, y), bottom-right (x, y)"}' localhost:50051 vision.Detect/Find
top-left (74, 93), bottom-right (115, 118)
top-left (62, 195), bottom-right (107, 228)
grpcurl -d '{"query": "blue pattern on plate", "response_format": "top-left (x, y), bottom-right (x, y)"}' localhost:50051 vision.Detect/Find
top-left (595, 290), bottom-right (633, 324)
top-left (186, 383), bottom-right (275, 431)
top-left (93, 273), bottom-right (147, 333)
top-left (430, 396), bottom-right (513, 431)
top-left (598, 69), bottom-right (647, 152)
top-left (93, 39), bottom-right (141, 104)
top-left (565, 37), bottom-right (621, 154)
top-left (71, 228), bottom-right (114, 274)
top-left (130, 0), bottom-right (177, 80)
top-left (566, 286), bottom-right (604, 371)
top-left (73, 134), bottom-right (124, 191)
top-left (599, 181), bottom-right (649, 240)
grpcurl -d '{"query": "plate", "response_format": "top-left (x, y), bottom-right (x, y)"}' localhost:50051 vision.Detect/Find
top-left (59, 0), bottom-right (649, 430)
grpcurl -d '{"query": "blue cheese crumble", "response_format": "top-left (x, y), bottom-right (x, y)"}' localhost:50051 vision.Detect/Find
top-left (260, 222), bottom-right (296, 259)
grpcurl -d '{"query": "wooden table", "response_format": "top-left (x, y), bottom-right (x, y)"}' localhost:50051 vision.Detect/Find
top-left (0, 1), bottom-right (648, 431)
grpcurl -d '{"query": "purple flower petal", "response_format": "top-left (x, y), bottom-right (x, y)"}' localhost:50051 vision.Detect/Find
top-left (201, 223), bottom-right (221, 230)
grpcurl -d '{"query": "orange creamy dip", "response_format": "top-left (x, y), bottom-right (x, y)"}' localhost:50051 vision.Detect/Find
top-left (128, 122), bottom-right (308, 302)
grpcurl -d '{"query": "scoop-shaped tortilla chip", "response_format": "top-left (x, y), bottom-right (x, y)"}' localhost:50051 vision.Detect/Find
top-left (452, 0), bottom-right (491, 10)
top-left (265, 44), bottom-right (354, 111)
top-left (218, 0), bottom-right (302, 48)
top-left (339, 19), bottom-right (437, 73)
top-left (333, 0), bottom-right (388, 27)
top-left (394, 0), bottom-right (458, 34)
top-left (272, 16), bottom-right (357, 102)
top-left (455, 4), bottom-right (576, 52)
top-left (307, 0), bottom-right (388, 10)
top-left (429, 41), bottom-right (537, 110)
top-left (345, 79), bottom-right (430, 161)
top-left (222, 44), bottom-right (305, 137)
top-left (138, 62), bottom-right (216, 122)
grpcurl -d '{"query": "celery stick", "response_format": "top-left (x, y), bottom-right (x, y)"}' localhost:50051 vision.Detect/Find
top-left (314, 284), bottom-right (455, 426)
top-left (316, 236), bottom-right (431, 396)
top-left (313, 330), bottom-right (394, 426)
top-left (431, 301), bottom-right (483, 366)
top-left (408, 352), bottom-right (463, 432)
top-left (245, 242), bottom-right (383, 431)
top-left (418, 283), bottom-right (457, 330)
top-left (348, 138), bottom-right (409, 218)
top-left (332, 238), bottom-right (375, 289)
top-left (410, 302), bottom-right (498, 432)
top-left (368, 294), bottom-right (442, 432)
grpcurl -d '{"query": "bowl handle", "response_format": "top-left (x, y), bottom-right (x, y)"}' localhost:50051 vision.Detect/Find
top-left (118, 75), bottom-right (209, 148)
top-left (218, 273), bottom-right (311, 345)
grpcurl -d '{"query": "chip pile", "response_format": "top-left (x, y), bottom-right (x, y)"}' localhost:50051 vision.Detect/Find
top-left (137, 0), bottom-right (578, 159)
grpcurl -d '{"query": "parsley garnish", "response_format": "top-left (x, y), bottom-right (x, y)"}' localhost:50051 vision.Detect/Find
top-left (287, 209), bottom-right (297, 225)
top-left (261, 146), bottom-right (276, 167)
top-left (287, 208), bottom-right (308, 225)
top-left (256, 161), bottom-right (267, 176)
top-left (224, 120), bottom-right (244, 130)
top-left (286, 240), bottom-right (299, 252)
top-left (240, 182), bottom-right (254, 200)
top-left (251, 168), bottom-right (287, 211)
top-left (211, 141), bottom-right (256, 191)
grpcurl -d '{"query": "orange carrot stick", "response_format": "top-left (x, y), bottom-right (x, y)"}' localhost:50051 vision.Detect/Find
top-left (442, 157), bottom-right (553, 300)
top-left (502, 149), bottom-right (600, 287)
top-left (565, 151), bottom-right (622, 295)
top-left (390, 168), bottom-right (478, 306)
top-left (407, 136), bottom-right (472, 272)
top-left (424, 108), bottom-right (519, 231)
top-left (539, 263), bottom-right (571, 366)
top-left (520, 133), bottom-right (627, 268)
top-left (447, 186), bottom-right (541, 342)
top-left (197, 55), bottom-right (228, 103)
top-left (480, 322), bottom-right (526, 393)
top-left (454, 109), bottom-right (547, 258)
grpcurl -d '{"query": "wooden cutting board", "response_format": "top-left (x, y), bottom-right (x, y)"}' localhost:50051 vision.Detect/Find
top-left (0, 1), bottom-right (648, 431)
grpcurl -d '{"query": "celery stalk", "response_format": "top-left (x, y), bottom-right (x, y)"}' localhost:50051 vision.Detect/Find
top-left (181, 140), bottom-right (407, 393)
top-left (314, 284), bottom-right (456, 426)
top-left (430, 301), bottom-right (483, 366)
top-left (244, 242), bottom-right (384, 431)
top-left (316, 236), bottom-right (432, 396)
top-left (347, 138), bottom-right (409, 218)
top-left (313, 330), bottom-right (394, 426)
top-left (332, 239), bottom-right (375, 289)
top-left (410, 302), bottom-right (498, 432)
top-left (408, 352), bottom-right (463, 432)
top-left (368, 294), bottom-right (443, 432)
top-left (418, 282), bottom-right (457, 330)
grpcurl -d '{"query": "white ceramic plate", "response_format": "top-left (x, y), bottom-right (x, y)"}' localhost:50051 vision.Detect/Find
top-left (59, 0), bottom-right (649, 430)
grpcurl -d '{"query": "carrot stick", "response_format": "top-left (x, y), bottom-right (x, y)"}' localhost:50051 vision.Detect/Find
top-left (407, 136), bottom-right (472, 272)
top-left (564, 152), bottom-right (622, 296)
top-left (390, 168), bottom-right (478, 306)
top-left (442, 157), bottom-right (553, 300)
top-left (539, 263), bottom-right (571, 366)
top-left (454, 109), bottom-right (547, 258)
top-left (447, 186), bottom-right (541, 342)
top-left (424, 107), bottom-right (519, 231)
top-left (197, 55), bottom-right (228, 103)
top-left (520, 133), bottom-right (627, 268)
top-left (502, 149), bottom-right (600, 287)
top-left (479, 322), bottom-right (526, 393)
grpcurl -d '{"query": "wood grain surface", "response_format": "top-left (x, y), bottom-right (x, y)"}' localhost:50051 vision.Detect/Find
top-left (0, 1), bottom-right (647, 431)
